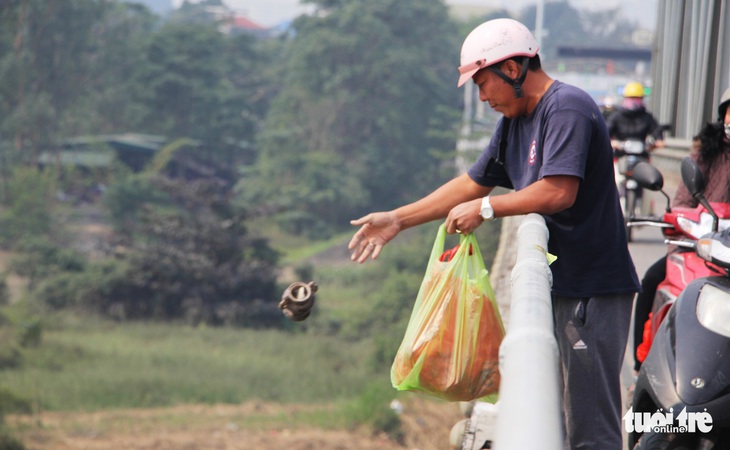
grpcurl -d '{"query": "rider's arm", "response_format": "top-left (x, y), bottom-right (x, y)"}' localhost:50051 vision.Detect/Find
top-left (649, 115), bottom-right (665, 148)
top-left (606, 113), bottom-right (620, 140)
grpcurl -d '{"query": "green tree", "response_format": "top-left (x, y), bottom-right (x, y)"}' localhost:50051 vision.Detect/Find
top-left (130, 21), bottom-right (273, 167)
top-left (100, 173), bottom-right (281, 326)
top-left (0, 0), bottom-right (157, 164)
top-left (0, 168), bottom-right (54, 248)
top-left (237, 0), bottom-right (461, 236)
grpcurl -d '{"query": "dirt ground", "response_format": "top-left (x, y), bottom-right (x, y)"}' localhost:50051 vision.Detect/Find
top-left (9, 397), bottom-right (464, 450)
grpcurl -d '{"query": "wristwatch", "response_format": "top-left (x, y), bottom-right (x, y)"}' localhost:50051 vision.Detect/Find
top-left (480, 196), bottom-right (495, 221)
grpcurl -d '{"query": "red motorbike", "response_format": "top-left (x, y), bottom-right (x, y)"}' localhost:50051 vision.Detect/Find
top-left (627, 161), bottom-right (730, 363)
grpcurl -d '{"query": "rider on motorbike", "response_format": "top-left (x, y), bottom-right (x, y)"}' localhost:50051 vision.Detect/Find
top-left (608, 82), bottom-right (666, 236)
top-left (631, 86), bottom-right (730, 378)
top-left (608, 81), bottom-right (666, 152)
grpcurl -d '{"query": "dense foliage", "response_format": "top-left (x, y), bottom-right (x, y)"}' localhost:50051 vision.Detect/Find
top-left (0, 0), bottom-right (648, 322)
top-left (236, 0), bottom-right (461, 236)
top-left (0, 0), bottom-right (468, 327)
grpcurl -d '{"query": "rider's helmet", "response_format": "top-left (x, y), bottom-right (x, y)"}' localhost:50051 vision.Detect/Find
top-left (457, 18), bottom-right (539, 97)
top-left (623, 82), bottom-right (645, 98)
top-left (622, 82), bottom-right (646, 111)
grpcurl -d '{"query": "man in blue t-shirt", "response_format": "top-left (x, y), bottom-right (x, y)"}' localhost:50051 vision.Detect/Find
top-left (349, 18), bottom-right (639, 449)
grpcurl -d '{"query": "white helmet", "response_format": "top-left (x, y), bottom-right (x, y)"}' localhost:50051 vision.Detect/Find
top-left (457, 18), bottom-right (539, 89)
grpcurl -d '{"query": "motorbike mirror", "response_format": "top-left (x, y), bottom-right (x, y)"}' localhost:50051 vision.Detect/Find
top-left (631, 161), bottom-right (664, 191)
top-left (681, 156), bottom-right (718, 231)
top-left (680, 157), bottom-right (706, 196)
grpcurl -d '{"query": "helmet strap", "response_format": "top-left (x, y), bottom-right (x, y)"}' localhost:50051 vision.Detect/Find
top-left (489, 57), bottom-right (530, 98)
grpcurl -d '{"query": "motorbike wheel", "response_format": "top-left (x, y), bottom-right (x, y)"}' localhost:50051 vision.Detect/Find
top-left (633, 431), bottom-right (696, 450)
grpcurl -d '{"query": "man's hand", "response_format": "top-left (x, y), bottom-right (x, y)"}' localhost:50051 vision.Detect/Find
top-left (445, 198), bottom-right (484, 235)
top-left (349, 211), bottom-right (401, 263)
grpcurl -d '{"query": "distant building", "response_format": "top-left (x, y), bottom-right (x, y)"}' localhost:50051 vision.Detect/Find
top-left (169, 1), bottom-right (275, 38)
top-left (225, 13), bottom-right (270, 37)
top-left (39, 134), bottom-right (166, 172)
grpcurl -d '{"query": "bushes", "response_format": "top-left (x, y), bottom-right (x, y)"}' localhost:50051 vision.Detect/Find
top-left (10, 174), bottom-right (284, 327)
top-left (0, 432), bottom-right (25, 450)
top-left (0, 328), bottom-right (21, 370)
top-left (0, 168), bottom-right (54, 249)
top-left (0, 317), bottom-right (32, 450)
top-left (9, 238), bottom-right (86, 290)
top-left (0, 389), bottom-right (31, 421)
top-left (0, 389), bottom-right (30, 450)
top-left (344, 381), bottom-right (404, 443)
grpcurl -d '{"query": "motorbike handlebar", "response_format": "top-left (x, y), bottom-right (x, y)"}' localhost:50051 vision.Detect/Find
top-left (626, 218), bottom-right (674, 229)
top-left (664, 239), bottom-right (696, 249)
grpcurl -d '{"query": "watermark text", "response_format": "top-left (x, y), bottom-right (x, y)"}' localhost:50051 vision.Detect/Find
top-left (623, 407), bottom-right (713, 434)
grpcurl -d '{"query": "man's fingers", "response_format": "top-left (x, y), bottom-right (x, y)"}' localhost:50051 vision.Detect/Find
top-left (349, 213), bottom-right (390, 263)
top-left (351, 240), bottom-right (381, 263)
top-left (348, 232), bottom-right (363, 250)
top-left (357, 243), bottom-right (375, 263)
top-left (371, 244), bottom-right (382, 260)
top-left (348, 215), bottom-right (371, 250)
top-left (349, 214), bottom-right (370, 227)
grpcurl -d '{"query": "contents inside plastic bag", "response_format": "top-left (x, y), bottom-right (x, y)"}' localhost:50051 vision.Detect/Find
top-left (391, 225), bottom-right (504, 403)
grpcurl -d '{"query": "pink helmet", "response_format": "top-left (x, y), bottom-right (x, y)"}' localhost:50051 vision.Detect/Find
top-left (457, 18), bottom-right (539, 88)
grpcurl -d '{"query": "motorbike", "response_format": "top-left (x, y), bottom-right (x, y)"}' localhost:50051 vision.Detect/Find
top-left (613, 124), bottom-right (672, 242)
top-left (626, 157), bottom-right (730, 449)
top-left (627, 161), bottom-right (730, 367)
top-left (613, 139), bottom-right (651, 242)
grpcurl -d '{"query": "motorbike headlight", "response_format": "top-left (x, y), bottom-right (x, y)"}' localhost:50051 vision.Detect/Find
top-left (624, 140), bottom-right (645, 154)
top-left (696, 237), bottom-right (730, 266)
top-left (696, 284), bottom-right (730, 338)
top-left (696, 238), bottom-right (712, 261)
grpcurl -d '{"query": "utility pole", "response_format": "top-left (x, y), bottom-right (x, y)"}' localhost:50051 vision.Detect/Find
top-left (535, 0), bottom-right (544, 48)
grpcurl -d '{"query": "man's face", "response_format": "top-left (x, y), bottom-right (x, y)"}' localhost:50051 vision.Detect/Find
top-left (472, 65), bottom-right (520, 118)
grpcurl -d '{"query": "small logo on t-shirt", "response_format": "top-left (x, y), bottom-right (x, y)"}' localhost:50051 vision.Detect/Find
top-left (528, 140), bottom-right (537, 166)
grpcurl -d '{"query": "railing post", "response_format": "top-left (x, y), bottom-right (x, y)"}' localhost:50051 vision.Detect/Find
top-left (493, 213), bottom-right (563, 449)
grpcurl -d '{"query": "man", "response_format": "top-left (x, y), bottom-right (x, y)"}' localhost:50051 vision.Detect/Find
top-left (349, 18), bottom-right (639, 449)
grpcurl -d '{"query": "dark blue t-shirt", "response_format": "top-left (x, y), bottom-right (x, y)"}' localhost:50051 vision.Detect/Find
top-left (468, 81), bottom-right (640, 297)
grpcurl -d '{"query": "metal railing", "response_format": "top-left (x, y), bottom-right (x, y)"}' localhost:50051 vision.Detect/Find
top-left (493, 213), bottom-right (563, 450)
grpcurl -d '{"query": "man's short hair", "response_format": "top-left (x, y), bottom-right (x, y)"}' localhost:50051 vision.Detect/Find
top-left (501, 54), bottom-right (541, 71)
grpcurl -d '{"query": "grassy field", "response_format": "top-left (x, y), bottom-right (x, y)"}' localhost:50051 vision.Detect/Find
top-left (0, 310), bottom-right (386, 413)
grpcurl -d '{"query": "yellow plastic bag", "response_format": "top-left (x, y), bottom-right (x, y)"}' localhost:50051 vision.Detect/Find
top-left (391, 224), bottom-right (504, 403)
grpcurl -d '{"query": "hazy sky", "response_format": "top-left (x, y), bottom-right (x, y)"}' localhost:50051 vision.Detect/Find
top-left (171, 0), bottom-right (658, 29)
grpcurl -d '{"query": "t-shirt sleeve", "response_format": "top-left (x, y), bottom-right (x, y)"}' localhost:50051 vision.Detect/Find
top-left (467, 120), bottom-right (514, 189)
top-left (539, 108), bottom-right (593, 180)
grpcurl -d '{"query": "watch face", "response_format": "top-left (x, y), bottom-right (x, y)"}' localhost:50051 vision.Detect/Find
top-left (480, 197), bottom-right (494, 220)
top-left (481, 207), bottom-right (494, 220)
